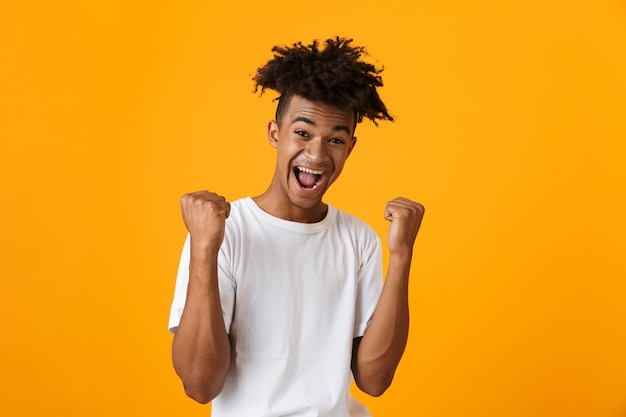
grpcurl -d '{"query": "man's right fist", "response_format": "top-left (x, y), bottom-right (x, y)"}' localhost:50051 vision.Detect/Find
top-left (180, 191), bottom-right (230, 251)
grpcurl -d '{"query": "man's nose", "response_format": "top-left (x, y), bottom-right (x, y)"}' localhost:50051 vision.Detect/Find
top-left (304, 138), bottom-right (327, 162)
top-left (305, 138), bottom-right (328, 159)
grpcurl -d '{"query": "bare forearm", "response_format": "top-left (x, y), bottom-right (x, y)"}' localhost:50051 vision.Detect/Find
top-left (172, 247), bottom-right (231, 404)
top-left (353, 250), bottom-right (412, 396)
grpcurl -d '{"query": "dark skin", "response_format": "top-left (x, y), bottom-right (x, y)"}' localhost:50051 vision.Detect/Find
top-left (172, 95), bottom-right (425, 403)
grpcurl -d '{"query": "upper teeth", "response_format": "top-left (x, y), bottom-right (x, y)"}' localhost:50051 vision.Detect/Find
top-left (298, 167), bottom-right (323, 175)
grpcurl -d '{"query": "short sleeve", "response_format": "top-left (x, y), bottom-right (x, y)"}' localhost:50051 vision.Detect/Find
top-left (216, 235), bottom-right (236, 332)
top-left (167, 234), bottom-right (237, 334)
top-left (353, 231), bottom-right (384, 337)
top-left (168, 234), bottom-right (191, 333)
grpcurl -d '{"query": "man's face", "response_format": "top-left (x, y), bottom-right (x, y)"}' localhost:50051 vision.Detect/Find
top-left (267, 95), bottom-right (357, 215)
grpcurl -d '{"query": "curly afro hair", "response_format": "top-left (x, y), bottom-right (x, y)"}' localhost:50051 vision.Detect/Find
top-left (253, 37), bottom-right (393, 127)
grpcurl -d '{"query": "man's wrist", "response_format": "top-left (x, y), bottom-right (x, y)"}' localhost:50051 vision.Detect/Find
top-left (388, 248), bottom-right (413, 263)
top-left (190, 236), bottom-right (221, 257)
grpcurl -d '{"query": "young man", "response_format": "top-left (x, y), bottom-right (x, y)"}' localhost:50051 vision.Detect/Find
top-left (168, 37), bottom-right (425, 416)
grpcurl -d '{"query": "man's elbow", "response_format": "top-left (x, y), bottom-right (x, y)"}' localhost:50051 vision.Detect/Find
top-left (172, 349), bottom-right (230, 404)
top-left (355, 374), bottom-right (393, 397)
top-left (178, 367), bottom-right (229, 405)
top-left (183, 379), bottom-right (224, 404)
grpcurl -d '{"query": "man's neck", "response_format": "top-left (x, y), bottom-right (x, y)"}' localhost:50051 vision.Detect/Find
top-left (252, 191), bottom-right (328, 223)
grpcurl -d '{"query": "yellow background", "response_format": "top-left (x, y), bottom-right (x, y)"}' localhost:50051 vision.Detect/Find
top-left (1, 1), bottom-right (625, 416)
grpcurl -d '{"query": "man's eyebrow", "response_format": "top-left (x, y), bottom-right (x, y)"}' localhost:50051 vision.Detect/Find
top-left (291, 116), bottom-right (352, 135)
top-left (291, 116), bottom-right (315, 126)
top-left (332, 124), bottom-right (352, 135)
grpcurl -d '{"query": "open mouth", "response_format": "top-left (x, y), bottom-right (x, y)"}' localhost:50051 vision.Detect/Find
top-left (294, 166), bottom-right (324, 190)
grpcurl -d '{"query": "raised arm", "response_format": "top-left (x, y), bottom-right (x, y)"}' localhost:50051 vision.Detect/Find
top-left (172, 191), bottom-right (232, 404)
top-left (351, 197), bottom-right (425, 397)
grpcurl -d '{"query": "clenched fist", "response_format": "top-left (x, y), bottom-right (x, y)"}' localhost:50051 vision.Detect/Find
top-left (180, 191), bottom-right (231, 253)
top-left (384, 197), bottom-right (425, 256)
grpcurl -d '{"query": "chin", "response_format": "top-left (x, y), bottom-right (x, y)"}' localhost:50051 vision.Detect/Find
top-left (288, 190), bottom-right (325, 210)
top-left (290, 197), bottom-right (322, 210)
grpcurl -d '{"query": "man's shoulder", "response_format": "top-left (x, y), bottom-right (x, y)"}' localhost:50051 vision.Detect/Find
top-left (227, 197), bottom-right (253, 214)
top-left (230, 197), bottom-right (250, 207)
top-left (331, 206), bottom-right (379, 239)
top-left (224, 197), bottom-right (253, 223)
top-left (332, 206), bottom-right (370, 226)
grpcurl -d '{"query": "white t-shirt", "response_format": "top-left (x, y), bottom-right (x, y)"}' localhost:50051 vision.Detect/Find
top-left (169, 197), bottom-right (383, 417)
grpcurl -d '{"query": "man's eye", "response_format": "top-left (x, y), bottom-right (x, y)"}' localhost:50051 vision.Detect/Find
top-left (295, 130), bottom-right (308, 137)
top-left (330, 138), bottom-right (345, 144)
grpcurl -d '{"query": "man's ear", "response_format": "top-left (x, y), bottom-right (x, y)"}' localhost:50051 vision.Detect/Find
top-left (347, 136), bottom-right (357, 158)
top-left (267, 120), bottom-right (279, 149)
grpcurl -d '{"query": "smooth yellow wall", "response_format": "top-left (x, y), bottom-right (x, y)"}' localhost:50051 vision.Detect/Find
top-left (1, 1), bottom-right (625, 416)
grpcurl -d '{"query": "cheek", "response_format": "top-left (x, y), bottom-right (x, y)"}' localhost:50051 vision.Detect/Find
top-left (278, 142), bottom-right (303, 164)
top-left (332, 151), bottom-right (351, 170)
top-left (276, 148), bottom-right (296, 176)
